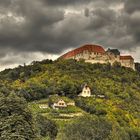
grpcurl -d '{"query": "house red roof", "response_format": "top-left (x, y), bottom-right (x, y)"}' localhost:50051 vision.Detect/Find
top-left (60, 44), bottom-right (105, 59)
top-left (120, 55), bottom-right (134, 60)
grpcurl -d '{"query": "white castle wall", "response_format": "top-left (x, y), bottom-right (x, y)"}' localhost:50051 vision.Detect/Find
top-left (120, 59), bottom-right (135, 70)
top-left (64, 50), bottom-right (135, 70)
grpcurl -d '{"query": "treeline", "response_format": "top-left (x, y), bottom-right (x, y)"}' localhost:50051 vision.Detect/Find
top-left (62, 115), bottom-right (140, 140)
top-left (2, 59), bottom-right (139, 102)
top-left (0, 90), bottom-right (57, 140)
top-left (0, 59), bottom-right (53, 81)
top-left (0, 59), bottom-right (140, 102)
top-left (0, 59), bottom-right (140, 139)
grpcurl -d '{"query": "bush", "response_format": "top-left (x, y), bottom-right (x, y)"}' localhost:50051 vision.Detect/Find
top-left (36, 115), bottom-right (58, 140)
top-left (62, 115), bottom-right (112, 140)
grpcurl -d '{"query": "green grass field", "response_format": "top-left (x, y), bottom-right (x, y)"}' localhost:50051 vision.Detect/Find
top-left (28, 96), bottom-right (86, 140)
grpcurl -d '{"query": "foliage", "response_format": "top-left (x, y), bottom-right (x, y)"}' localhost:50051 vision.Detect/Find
top-left (36, 115), bottom-right (58, 140)
top-left (0, 92), bottom-right (37, 140)
top-left (135, 62), bottom-right (140, 72)
top-left (62, 115), bottom-right (112, 140)
top-left (0, 59), bottom-right (140, 139)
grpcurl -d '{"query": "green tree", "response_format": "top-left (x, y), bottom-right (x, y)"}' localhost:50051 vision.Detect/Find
top-left (62, 116), bottom-right (112, 140)
top-left (0, 92), bottom-right (37, 140)
top-left (36, 115), bottom-right (58, 140)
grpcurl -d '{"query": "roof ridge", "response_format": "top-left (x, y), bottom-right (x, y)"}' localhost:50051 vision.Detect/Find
top-left (60, 44), bottom-right (105, 59)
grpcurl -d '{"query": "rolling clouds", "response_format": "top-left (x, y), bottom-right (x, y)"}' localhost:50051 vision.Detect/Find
top-left (0, 0), bottom-right (140, 70)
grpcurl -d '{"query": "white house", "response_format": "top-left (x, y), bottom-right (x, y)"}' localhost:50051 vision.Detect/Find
top-left (79, 85), bottom-right (91, 97)
top-left (52, 99), bottom-right (67, 109)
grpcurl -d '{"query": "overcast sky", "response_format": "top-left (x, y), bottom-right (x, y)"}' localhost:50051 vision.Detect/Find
top-left (0, 0), bottom-right (140, 70)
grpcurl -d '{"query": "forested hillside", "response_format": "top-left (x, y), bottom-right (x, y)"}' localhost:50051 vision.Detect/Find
top-left (0, 59), bottom-right (140, 140)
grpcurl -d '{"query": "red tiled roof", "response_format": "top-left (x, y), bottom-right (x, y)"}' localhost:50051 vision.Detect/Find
top-left (60, 44), bottom-right (105, 59)
top-left (120, 55), bottom-right (134, 60)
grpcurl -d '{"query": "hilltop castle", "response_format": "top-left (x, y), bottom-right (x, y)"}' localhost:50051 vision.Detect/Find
top-left (60, 44), bottom-right (135, 70)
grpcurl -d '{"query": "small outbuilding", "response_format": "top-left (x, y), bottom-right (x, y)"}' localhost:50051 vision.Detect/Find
top-left (52, 99), bottom-right (67, 109)
top-left (67, 102), bottom-right (75, 106)
top-left (39, 104), bottom-right (48, 109)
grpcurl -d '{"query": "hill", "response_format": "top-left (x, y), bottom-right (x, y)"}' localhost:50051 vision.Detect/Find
top-left (0, 59), bottom-right (140, 140)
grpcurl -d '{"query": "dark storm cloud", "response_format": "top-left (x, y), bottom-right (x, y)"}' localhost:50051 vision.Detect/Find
top-left (0, 0), bottom-right (12, 6)
top-left (124, 0), bottom-right (140, 14)
top-left (0, 0), bottom-right (65, 54)
top-left (87, 8), bottom-right (116, 29)
top-left (0, 0), bottom-right (140, 69)
top-left (44, 0), bottom-right (123, 6)
top-left (0, 0), bottom-right (123, 55)
top-left (123, 0), bottom-right (140, 43)
top-left (84, 8), bottom-right (90, 17)
top-left (43, 0), bottom-right (92, 6)
top-left (127, 12), bottom-right (140, 42)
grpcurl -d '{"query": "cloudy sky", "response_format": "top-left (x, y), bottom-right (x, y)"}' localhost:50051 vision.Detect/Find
top-left (0, 0), bottom-right (140, 70)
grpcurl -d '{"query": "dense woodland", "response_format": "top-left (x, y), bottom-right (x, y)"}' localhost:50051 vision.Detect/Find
top-left (0, 59), bottom-right (140, 140)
